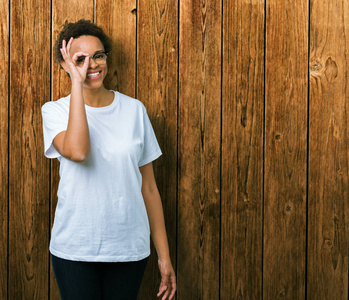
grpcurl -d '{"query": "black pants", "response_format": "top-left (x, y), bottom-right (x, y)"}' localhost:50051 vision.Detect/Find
top-left (51, 254), bottom-right (148, 300)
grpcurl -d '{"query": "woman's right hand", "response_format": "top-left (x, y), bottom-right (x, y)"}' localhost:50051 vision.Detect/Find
top-left (60, 37), bottom-right (90, 83)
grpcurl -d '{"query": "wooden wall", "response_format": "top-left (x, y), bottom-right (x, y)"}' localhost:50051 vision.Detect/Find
top-left (1, 0), bottom-right (348, 299)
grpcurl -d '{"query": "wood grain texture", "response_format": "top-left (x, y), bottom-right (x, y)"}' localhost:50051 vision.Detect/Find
top-left (9, 0), bottom-right (51, 298)
top-left (95, 0), bottom-right (137, 97)
top-left (136, 1), bottom-right (178, 298)
top-left (50, 2), bottom-right (94, 298)
top-left (221, 0), bottom-right (264, 299)
top-left (3, 1), bottom-right (349, 299)
top-left (308, 0), bottom-right (349, 298)
top-left (0, 0), bottom-right (9, 299)
top-left (178, 0), bottom-right (221, 299)
top-left (263, 0), bottom-right (308, 298)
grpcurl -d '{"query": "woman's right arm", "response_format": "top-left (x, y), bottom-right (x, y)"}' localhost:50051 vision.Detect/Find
top-left (53, 38), bottom-right (90, 162)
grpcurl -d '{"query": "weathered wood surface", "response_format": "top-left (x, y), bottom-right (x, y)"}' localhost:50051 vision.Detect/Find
top-left (221, 0), bottom-right (264, 299)
top-left (308, 0), bottom-right (349, 299)
top-left (136, 1), bottom-right (178, 299)
top-left (95, 0), bottom-right (137, 96)
top-left (178, 0), bottom-right (221, 299)
top-left (0, 0), bottom-right (9, 299)
top-left (9, 0), bottom-right (51, 298)
top-left (264, 0), bottom-right (308, 298)
top-left (51, 1), bottom-right (94, 298)
top-left (2, 0), bottom-right (349, 299)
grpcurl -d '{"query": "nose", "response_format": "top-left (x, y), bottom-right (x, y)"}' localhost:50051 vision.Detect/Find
top-left (88, 57), bottom-right (98, 68)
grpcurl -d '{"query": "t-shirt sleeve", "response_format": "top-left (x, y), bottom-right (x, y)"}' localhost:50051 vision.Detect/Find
top-left (138, 110), bottom-right (162, 167)
top-left (41, 101), bottom-right (68, 158)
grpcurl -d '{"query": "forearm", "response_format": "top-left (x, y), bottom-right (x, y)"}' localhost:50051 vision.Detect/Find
top-left (54, 38), bottom-right (90, 162)
top-left (143, 188), bottom-right (171, 260)
top-left (62, 82), bottom-right (90, 161)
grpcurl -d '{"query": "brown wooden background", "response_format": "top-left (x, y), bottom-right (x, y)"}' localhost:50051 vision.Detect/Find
top-left (1, 0), bottom-right (348, 299)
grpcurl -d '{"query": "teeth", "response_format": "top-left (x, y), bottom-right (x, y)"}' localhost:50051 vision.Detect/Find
top-left (87, 72), bottom-right (100, 77)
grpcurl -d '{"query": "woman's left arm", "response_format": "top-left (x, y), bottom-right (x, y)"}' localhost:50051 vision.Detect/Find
top-left (139, 162), bottom-right (176, 300)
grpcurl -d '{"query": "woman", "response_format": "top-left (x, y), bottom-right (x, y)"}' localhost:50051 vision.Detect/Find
top-left (41, 19), bottom-right (176, 300)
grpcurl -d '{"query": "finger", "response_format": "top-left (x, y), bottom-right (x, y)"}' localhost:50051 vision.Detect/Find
top-left (157, 283), bottom-right (167, 297)
top-left (157, 278), bottom-right (168, 297)
top-left (60, 47), bottom-right (69, 61)
top-left (162, 288), bottom-right (170, 300)
top-left (61, 38), bottom-right (72, 61)
top-left (170, 275), bottom-right (176, 290)
top-left (161, 275), bottom-right (169, 290)
top-left (71, 52), bottom-right (89, 58)
top-left (71, 52), bottom-right (90, 63)
top-left (60, 48), bottom-right (73, 71)
top-left (169, 286), bottom-right (176, 300)
top-left (61, 39), bottom-right (66, 50)
top-left (168, 275), bottom-right (176, 300)
top-left (61, 39), bottom-right (68, 57)
top-left (80, 56), bottom-right (90, 74)
top-left (60, 41), bottom-right (71, 62)
top-left (66, 37), bottom-right (73, 56)
top-left (169, 292), bottom-right (175, 300)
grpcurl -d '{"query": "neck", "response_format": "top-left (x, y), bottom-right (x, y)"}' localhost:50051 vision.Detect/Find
top-left (82, 86), bottom-right (112, 107)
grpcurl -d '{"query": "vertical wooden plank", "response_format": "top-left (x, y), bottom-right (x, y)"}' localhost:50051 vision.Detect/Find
top-left (9, 0), bottom-right (51, 298)
top-left (263, 0), bottom-right (308, 298)
top-left (95, 0), bottom-right (137, 97)
top-left (308, 0), bottom-right (349, 298)
top-left (51, 2), bottom-right (94, 298)
top-left (136, 1), bottom-right (178, 298)
top-left (221, 0), bottom-right (264, 298)
top-left (0, 0), bottom-right (9, 299)
top-left (178, 0), bottom-right (221, 299)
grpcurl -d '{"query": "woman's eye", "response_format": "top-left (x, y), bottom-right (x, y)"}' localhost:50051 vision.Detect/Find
top-left (77, 57), bottom-right (85, 63)
top-left (95, 54), bottom-right (104, 59)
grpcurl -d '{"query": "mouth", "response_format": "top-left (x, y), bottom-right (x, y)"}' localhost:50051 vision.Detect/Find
top-left (86, 71), bottom-right (102, 80)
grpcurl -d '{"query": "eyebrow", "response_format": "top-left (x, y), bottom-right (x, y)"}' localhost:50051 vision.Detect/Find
top-left (77, 50), bottom-right (105, 58)
top-left (93, 50), bottom-right (105, 55)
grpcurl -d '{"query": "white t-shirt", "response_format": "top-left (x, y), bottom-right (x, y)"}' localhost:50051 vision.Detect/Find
top-left (41, 91), bottom-right (162, 262)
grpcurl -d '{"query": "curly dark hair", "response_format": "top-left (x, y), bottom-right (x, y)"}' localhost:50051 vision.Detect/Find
top-left (54, 19), bottom-right (111, 63)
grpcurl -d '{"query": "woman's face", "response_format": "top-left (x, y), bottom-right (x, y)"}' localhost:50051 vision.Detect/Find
top-left (65, 35), bottom-right (108, 90)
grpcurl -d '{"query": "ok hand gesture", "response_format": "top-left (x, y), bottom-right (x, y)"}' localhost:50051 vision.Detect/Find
top-left (60, 37), bottom-right (90, 83)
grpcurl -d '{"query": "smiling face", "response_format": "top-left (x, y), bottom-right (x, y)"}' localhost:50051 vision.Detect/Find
top-left (63, 35), bottom-right (108, 90)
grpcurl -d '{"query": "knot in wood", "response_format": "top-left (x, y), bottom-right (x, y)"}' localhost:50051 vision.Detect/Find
top-left (27, 49), bottom-right (33, 69)
top-left (310, 57), bottom-right (338, 82)
top-left (310, 57), bottom-right (324, 77)
top-left (241, 115), bottom-right (247, 127)
top-left (323, 238), bottom-right (332, 249)
top-left (324, 57), bottom-right (338, 82)
top-left (311, 61), bottom-right (322, 72)
top-left (284, 203), bottom-right (293, 214)
top-left (279, 289), bottom-right (286, 297)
